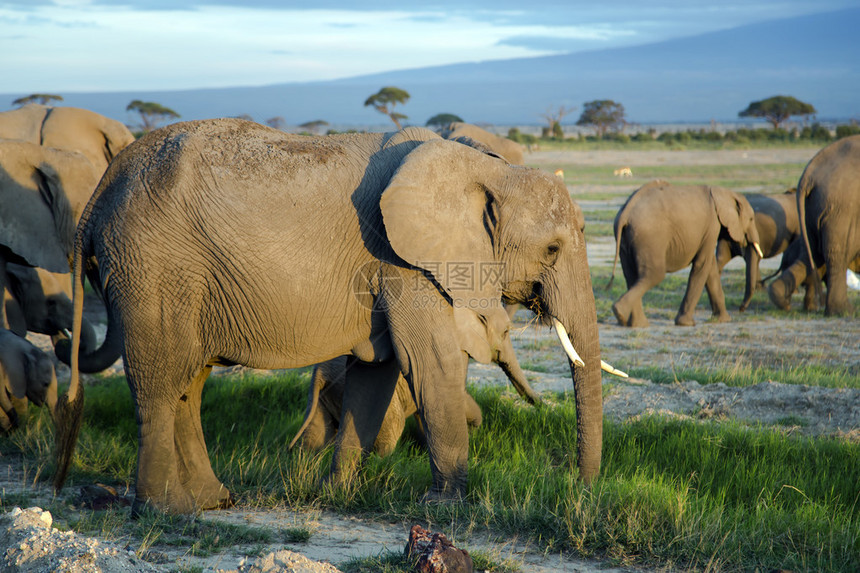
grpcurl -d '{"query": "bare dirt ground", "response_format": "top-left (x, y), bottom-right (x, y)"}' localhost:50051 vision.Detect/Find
top-left (3, 147), bottom-right (857, 573)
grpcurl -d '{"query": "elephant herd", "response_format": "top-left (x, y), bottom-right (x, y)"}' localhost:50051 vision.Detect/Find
top-left (0, 104), bottom-right (856, 517)
top-left (608, 136), bottom-right (860, 327)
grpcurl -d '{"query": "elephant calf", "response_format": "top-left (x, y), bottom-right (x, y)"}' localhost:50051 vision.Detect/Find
top-left (609, 181), bottom-right (762, 327)
top-left (0, 328), bottom-right (57, 431)
top-left (715, 188), bottom-right (799, 311)
top-left (291, 306), bottom-right (540, 456)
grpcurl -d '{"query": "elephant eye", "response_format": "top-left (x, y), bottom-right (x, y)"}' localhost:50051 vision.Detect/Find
top-left (544, 241), bottom-right (561, 264)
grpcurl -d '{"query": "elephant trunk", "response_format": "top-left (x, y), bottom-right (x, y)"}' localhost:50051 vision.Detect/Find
top-left (740, 246), bottom-right (761, 312)
top-left (497, 352), bottom-right (541, 405)
top-left (54, 311), bottom-right (121, 373)
top-left (543, 255), bottom-right (603, 483)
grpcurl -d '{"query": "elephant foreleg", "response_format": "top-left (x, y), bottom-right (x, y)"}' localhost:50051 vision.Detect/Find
top-left (676, 253), bottom-right (714, 326)
top-left (174, 365), bottom-right (231, 510)
top-left (704, 260), bottom-right (731, 322)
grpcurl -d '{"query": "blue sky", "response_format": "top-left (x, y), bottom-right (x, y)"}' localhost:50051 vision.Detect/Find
top-left (1, 0), bottom-right (853, 93)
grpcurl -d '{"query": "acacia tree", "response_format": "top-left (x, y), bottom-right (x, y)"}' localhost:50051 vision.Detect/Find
top-left (738, 95), bottom-right (816, 129)
top-left (576, 100), bottom-right (626, 138)
top-left (13, 94), bottom-right (63, 106)
top-left (266, 116), bottom-right (287, 131)
top-left (540, 105), bottom-right (574, 138)
top-left (127, 100), bottom-right (180, 133)
top-left (299, 120), bottom-right (329, 135)
top-left (364, 86), bottom-right (410, 129)
top-left (426, 113), bottom-right (463, 129)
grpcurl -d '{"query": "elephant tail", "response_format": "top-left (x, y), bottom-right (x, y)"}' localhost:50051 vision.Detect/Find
top-left (288, 365), bottom-right (324, 449)
top-left (606, 210), bottom-right (626, 291)
top-left (52, 222), bottom-right (87, 492)
top-left (796, 172), bottom-right (824, 306)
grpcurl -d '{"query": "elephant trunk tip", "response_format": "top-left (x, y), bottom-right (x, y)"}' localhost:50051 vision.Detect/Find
top-left (52, 385), bottom-right (85, 492)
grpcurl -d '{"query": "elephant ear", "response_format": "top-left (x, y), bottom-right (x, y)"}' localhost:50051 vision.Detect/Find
top-left (453, 307), bottom-right (493, 364)
top-left (380, 139), bottom-right (505, 308)
top-left (710, 187), bottom-right (746, 243)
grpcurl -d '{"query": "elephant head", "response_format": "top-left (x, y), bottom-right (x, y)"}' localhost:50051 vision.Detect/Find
top-left (0, 329), bottom-right (58, 431)
top-left (5, 264), bottom-right (98, 355)
top-left (380, 140), bottom-right (604, 482)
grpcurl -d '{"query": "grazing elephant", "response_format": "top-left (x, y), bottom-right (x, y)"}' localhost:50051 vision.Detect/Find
top-left (0, 104), bottom-right (135, 174)
top-left (768, 237), bottom-right (860, 311)
top-left (439, 122), bottom-right (525, 165)
top-left (0, 328), bottom-right (57, 432)
top-left (4, 264), bottom-right (98, 356)
top-left (775, 135), bottom-right (860, 316)
top-left (609, 181), bottom-right (763, 327)
top-left (54, 119), bottom-right (609, 515)
top-left (716, 189), bottom-right (800, 311)
top-left (290, 306), bottom-right (540, 455)
top-left (0, 140), bottom-right (102, 331)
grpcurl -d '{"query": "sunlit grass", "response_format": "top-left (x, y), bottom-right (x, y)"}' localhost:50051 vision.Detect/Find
top-left (3, 375), bottom-right (857, 572)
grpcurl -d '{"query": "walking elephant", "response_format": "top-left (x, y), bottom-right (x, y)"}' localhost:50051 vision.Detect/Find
top-left (440, 122), bottom-right (525, 165)
top-left (0, 140), bottom-right (102, 331)
top-left (784, 135), bottom-right (860, 316)
top-left (0, 328), bottom-right (57, 432)
top-left (609, 181), bottom-right (763, 327)
top-left (55, 120), bottom-right (613, 515)
top-left (4, 264), bottom-right (98, 356)
top-left (290, 306), bottom-right (540, 456)
top-left (0, 104), bottom-right (135, 174)
top-left (716, 188), bottom-right (800, 311)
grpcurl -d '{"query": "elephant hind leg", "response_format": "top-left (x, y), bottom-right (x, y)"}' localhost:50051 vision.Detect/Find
top-left (174, 365), bottom-right (232, 510)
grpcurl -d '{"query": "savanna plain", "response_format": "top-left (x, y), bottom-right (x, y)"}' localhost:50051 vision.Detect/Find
top-left (1, 143), bottom-right (858, 573)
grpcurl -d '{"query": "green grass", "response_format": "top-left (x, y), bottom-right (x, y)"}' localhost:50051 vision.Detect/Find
top-left (3, 374), bottom-right (858, 572)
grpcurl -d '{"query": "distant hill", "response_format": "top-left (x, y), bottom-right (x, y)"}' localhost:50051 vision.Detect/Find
top-left (3, 7), bottom-right (858, 128)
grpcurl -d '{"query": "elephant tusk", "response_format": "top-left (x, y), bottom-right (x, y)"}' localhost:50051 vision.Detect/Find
top-left (601, 360), bottom-right (628, 378)
top-left (753, 242), bottom-right (764, 259)
top-left (552, 318), bottom-right (585, 367)
top-left (61, 328), bottom-right (72, 339)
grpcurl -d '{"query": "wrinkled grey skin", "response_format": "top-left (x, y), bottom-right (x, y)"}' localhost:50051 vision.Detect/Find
top-left (4, 264), bottom-right (98, 356)
top-left (0, 140), bottom-right (101, 334)
top-left (0, 104), bottom-right (135, 174)
top-left (609, 181), bottom-right (761, 327)
top-left (769, 136), bottom-right (860, 316)
top-left (440, 122), bottom-right (525, 165)
top-left (716, 189), bottom-right (800, 311)
top-left (58, 120), bottom-right (602, 515)
top-left (0, 328), bottom-right (57, 432)
top-left (292, 306), bottom-right (540, 456)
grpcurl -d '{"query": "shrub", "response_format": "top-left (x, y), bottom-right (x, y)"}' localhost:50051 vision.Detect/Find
top-left (835, 124), bottom-right (860, 139)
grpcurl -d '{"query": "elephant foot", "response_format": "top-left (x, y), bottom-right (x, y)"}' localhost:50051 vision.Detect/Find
top-left (674, 315), bottom-right (696, 327)
top-left (131, 487), bottom-right (197, 517)
top-left (191, 484), bottom-right (234, 510)
top-left (611, 302), bottom-right (629, 326)
top-left (711, 313), bottom-right (731, 323)
top-left (420, 486), bottom-right (466, 504)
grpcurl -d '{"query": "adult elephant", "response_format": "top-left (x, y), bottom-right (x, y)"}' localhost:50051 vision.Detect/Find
top-left (4, 264), bottom-right (98, 356)
top-left (290, 306), bottom-right (541, 455)
top-left (609, 181), bottom-right (763, 327)
top-left (440, 122), bottom-right (525, 165)
top-left (789, 135), bottom-right (860, 316)
top-left (0, 104), bottom-right (135, 174)
top-left (55, 120), bottom-right (609, 516)
top-left (716, 189), bottom-right (800, 311)
top-left (0, 140), bottom-right (101, 332)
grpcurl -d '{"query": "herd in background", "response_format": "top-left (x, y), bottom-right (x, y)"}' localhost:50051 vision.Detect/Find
top-left (607, 138), bottom-right (860, 327)
top-left (0, 103), bottom-right (857, 515)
